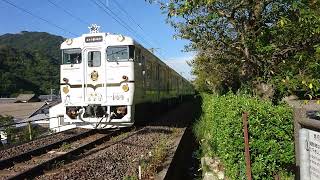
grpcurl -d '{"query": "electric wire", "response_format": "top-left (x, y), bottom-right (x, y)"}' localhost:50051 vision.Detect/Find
top-left (111, 1), bottom-right (170, 62)
top-left (1, 0), bottom-right (182, 77)
top-left (112, 0), bottom-right (163, 47)
top-left (91, 0), bottom-right (153, 48)
top-left (113, 0), bottom-right (144, 32)
top-left (0, 0), bottom-right (78, 36)
top-left (46, 0), bottom-right (90, 26)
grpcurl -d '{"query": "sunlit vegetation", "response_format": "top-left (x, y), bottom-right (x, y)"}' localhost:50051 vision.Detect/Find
top-left (148, 0), bottom-right (320, 178)
top-left (194, 93), bottom-right (294, 179)
top-left (151, 0), bottom-right (320, 100)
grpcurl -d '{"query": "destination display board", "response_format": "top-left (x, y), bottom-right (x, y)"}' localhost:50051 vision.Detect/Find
top-left (85, 36), bottom-right (103, 43)
top-left (300, 128), bottom-right (320, 179)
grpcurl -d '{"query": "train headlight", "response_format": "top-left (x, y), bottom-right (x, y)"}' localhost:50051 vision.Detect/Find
top-left (66, 39), bottom-right (73, 45)
top-left (122, 84), bottom-right (129, 92)
top-left (63, 78), bottom-right (69, 83)
top-left (122, 75), bottom-right (128, 80)
top-left (117, 35), bottom-right (125, 42)
top-left (63, 86), bottom-right (69, 94)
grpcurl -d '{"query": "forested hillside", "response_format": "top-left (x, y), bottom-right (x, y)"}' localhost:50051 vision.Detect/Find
top-left (0, 31), bottom-right (64, 97)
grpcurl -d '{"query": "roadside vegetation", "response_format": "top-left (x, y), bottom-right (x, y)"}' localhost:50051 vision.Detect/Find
top-left (151, 0), bottom-right (320, 100)
top-left (0, 115), bottom-right (46, 147)
top-left (194, 93), bottom-right (294, 179)
top-left (148, 0), bottom-right (320, 178)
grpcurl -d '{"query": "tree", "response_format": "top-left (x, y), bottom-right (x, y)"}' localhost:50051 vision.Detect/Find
top-left (150, 0), bottom-right (320, 97)
top-left (0, 31), bottom-right (61, 97)
top-left (0, 115), bottom-right (14, 146)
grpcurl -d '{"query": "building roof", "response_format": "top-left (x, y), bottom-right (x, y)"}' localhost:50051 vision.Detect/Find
top-left (38, 95), bottom-right (59, 102)
top-left (15, 94), bottom-right (36, 102)
top-left (0, 98), bottom-right (16, 103)
top-left (0, 102), bottom-right (46, 120)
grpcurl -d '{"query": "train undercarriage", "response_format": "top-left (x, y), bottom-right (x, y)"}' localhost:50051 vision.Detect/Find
top-left (49, 103), bottom-right (133, 132)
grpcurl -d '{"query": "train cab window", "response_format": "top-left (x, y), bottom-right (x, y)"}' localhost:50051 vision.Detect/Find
top-left (135, 48), bottom-right (141, 62)
top-left (62, 48), bottom-right (82, 64)
top-left (107, 46), bottom-right (129, 62)
top-left (129, 45), bottom-right (135, 60)
top-left (88, 51), bottom-right (101, 67)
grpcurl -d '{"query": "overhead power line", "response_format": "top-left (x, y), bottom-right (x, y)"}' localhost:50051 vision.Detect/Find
top-left (1, 0), bottom-right (170, 62)
top-left (112, 0), bottom-right (161, 46)
top-left (1, 0), bottom-right (78, 36)
top-left (111, 1), bottom-right (168, 60)
top-left (112, 0), bottom-right (144, 32)
top-left (91, 0), bottom-right (154, 48)
top-left (46, 0), bottom-right (90, 26)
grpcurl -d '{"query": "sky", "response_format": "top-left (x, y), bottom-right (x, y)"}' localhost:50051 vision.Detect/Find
top-left (0, 0), bottom-right (195, 80)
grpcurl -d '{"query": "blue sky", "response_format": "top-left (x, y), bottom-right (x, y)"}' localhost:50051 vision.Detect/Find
top-left (0, 0), bottom-right (194, 80)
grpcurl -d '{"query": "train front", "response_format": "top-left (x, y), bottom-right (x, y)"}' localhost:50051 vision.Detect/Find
top-left (50, 27), bottom-right (135, 131)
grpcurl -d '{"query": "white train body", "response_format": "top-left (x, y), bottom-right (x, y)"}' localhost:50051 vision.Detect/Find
top-left (49, 28), bottom-right (193, 131)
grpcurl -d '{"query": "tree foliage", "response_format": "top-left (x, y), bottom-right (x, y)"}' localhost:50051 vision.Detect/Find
top-left (151, 0), bottom-right (320, 97)
top-left (0, 31), bottom-right (63, 97)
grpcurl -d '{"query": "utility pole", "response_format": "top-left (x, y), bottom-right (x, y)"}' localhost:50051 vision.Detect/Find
top-left (149, 48), bottom-right (160, 54)
top-left (50, 89), bottom-right (55, 101)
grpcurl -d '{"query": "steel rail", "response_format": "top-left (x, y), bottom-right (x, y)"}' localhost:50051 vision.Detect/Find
top-left (2, 128), bottom-right (131, 180)
top-left (0, 129), bottom-right (96, 170)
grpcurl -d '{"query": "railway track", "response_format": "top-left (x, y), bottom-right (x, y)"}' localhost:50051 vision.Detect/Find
top-left (0, 128), bottom-right (130, 180)
top-left (0, 128), bottom-right (89, 161)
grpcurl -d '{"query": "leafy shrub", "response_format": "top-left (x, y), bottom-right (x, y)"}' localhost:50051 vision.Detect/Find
top-left (194, 93), bottom-right (294, 179)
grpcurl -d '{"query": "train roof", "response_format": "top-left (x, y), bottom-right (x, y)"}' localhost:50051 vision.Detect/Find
top-left (61, 31), bottom-right (191, 83)
top-left (61, 33), bottom-right (137, 49)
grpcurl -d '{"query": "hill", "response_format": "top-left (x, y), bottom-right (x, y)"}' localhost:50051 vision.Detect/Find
top-left (0, 31), bottom-right (64, 97)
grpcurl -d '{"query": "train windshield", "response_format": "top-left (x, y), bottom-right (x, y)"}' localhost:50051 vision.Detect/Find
top-left (62, 49), bottom-right (82, 64)
top-left (88, 51), bottom-right (101, 67)
top-left (106, 46), bottom-right (134, 62)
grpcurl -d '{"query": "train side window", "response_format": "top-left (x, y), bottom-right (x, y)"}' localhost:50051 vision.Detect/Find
top-left (62, 48), bottom-right (82, 64)
top-left (150, 63), bottom-right (154, 80)
top-left (107, 46), bottom-right (129, 62)
top-left (88, 51), bottom-right (101, 67)
top-left (141, 56), bottom-right (146, 67)
top-left (146, 62), bottom-right (152, 79)
top-left (135, 48), bottom-right (141, 62)
top-left (129, 45), bottom-right (135, 60)
top-left (156, 65), bottom-right (160, 80)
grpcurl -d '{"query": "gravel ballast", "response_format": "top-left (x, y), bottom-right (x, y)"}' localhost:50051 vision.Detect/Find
top-left (37, 101), bottom-right (196, 179)
top-left (0, 128), bottom-right (88, 160)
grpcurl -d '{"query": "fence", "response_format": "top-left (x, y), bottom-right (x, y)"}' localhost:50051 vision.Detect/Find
top-left (0, 117), bottom-right (51, 147)
top-left (289, 101), bottom-right (320, 180)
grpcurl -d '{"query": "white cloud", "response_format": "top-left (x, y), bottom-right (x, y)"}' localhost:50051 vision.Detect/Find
top-left (163, 53), bottom-right (196, 80)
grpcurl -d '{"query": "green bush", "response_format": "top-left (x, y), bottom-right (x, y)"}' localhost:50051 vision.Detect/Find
top-left (194, 93), bottom-right (294, 179)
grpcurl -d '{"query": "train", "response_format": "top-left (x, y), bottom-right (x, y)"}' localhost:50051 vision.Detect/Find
top-left (49, 25), bottom-right (194, 132)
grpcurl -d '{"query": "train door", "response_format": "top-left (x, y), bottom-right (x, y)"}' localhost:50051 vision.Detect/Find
top-left (83, 48), bottom-right (106, 104)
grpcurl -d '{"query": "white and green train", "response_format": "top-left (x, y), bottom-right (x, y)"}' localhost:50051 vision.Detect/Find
top-left (49, 25), bottom-right (194, 132)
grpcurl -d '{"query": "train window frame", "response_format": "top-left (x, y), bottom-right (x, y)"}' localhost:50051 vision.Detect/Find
top-left (88, 51), bottom-right (101, 67)
top-left (62, 48), bottom-right (82, 64)
top-left (106, 46), bottom-right (130, 62)
top-left (135, 48), bottom-right (141, 63)
top-left (141, 55), bottom-right (146, 67)
top-left (129, 45), bottom-right (135, 60)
